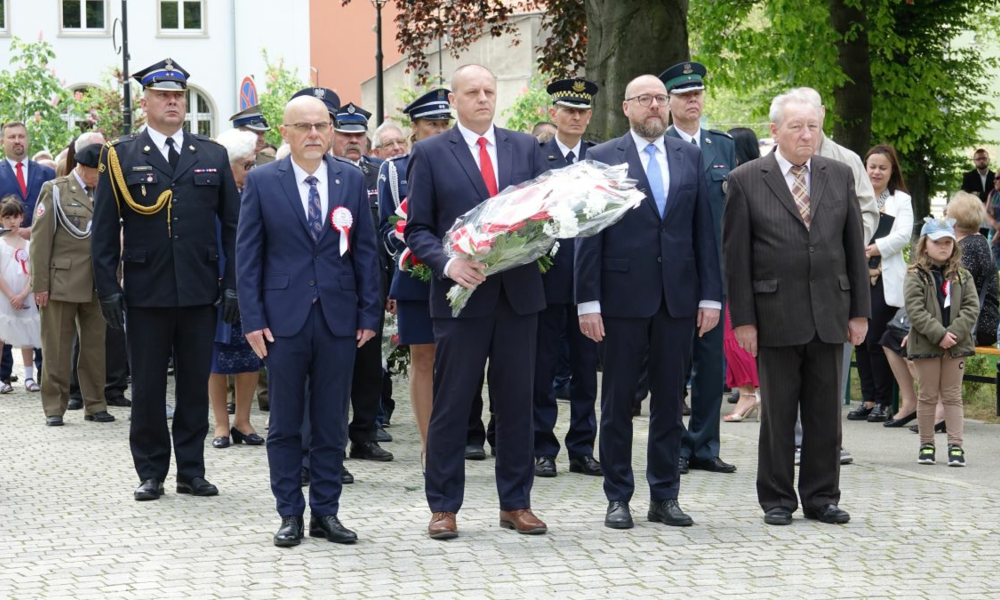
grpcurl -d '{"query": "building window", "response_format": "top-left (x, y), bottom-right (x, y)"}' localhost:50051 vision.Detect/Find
top-left (159, 0), bottom-right (204, 34)
top-left (61, 0), bottom-right (107, 31)
top-left (184, 88), bottom-right (214, 137)
top-left (0, 0), bottom-right (8, 34)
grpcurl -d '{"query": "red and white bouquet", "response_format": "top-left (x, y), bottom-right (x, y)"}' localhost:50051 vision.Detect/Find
top-left (443, 160), bottom-right (645, 316)
top-left (389, 198), bottom-right (431, 282)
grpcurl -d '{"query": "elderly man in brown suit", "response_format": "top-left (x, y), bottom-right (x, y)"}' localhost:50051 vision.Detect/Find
top-left (723, 89), bottom-right (870, 527)
top-left (30, 142), bottom-right (112, 426)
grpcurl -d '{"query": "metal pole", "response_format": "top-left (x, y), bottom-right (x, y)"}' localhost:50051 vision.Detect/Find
top-left (121, 0), bottom-right (132, 134)
top-left (375, 1), bottom-right (384, 126)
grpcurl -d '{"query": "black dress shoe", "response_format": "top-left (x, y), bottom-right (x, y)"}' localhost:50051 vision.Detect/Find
top-left (45, 415), bottom-right (64, 426)
top-left (678, 456), bottom-right (689, 475)
top-left (231, 427), bottom-right (265, 445)
top-left (727, 389), bottom-right (740, 404)
top-left (226, 402), bottom-right (235, 415)
top-left (763, 507), bottom-right (793, 525)
top-left (884, 412), bottom-right (917, 427)
top-left (106, 395), bottom-right (131, 407)
top-left (847, 403), bottom-right (874, 420)
top-left (273, 516), bottom-right (304, 547)
top-left (301, 466), bottom-right (310, 487)
top-left (804, 503), bottom-right (851, 524)
top-left (349, 440), bottom-right (394, 461)
top-left (688, 456), bottom-right (737, 473)
top-left (604, 501), bottom-right (634, 529)
top-left (341, 465), bottom-right (354, 485)
top-left (67, 398), bottom-right (83, 410)
top-left (568, 455), bottom-right (602, 476)
top-left (465, 444), bottom-right (486, 460)
top-left (375, 427), bottom-right (393, 443)
top-left (867, 404), bottom-right (889, 422)
top-left (309, 515), bottom-right (358, 544)
top-left (134, 478), bottom-right (164, 501)
top-left (176, 477), bottom-right (219, 496)
top-left (648, 499), bottom-right (693, 526)
top-left (84, 411), bottom-right (116, 423)
top-left (534, 456), bottom-right (557, 478)
top-left (909, 421), bottom-right (946, 434)
top-left (213, 436), bottom-right (231, 449)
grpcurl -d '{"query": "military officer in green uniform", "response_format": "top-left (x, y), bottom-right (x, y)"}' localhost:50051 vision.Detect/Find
top-left (91, 58), bottom-right (241, 501)
top-left (31, 142), bottom-right (113, 425)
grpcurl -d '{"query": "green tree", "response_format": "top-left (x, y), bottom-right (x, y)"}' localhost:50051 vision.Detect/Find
top-left (257, 49), bottom-right (310, 147)
top-left (69, 67), bottom-right (146, 139)
top-left (502, 74), bottom-right (553, 133)
top-left (0, 37), bottom-right (73, 153)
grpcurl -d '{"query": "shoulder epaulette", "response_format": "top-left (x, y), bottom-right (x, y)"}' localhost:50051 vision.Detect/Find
top-left (331, 156), bottom-right (361, 169)
top-left (191, 133), bottom-right (221, 146)
top-left (708, 129), bottom-right (733, 139)
top-left (108, 134), bottom-right (134, 146)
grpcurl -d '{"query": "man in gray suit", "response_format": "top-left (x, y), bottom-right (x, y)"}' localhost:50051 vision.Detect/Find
top-left (723, 89), bottom-right (870, 526)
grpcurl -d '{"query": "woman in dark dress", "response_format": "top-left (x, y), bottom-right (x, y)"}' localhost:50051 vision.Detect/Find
top-left (949, 191), bottom-right (1000, 347)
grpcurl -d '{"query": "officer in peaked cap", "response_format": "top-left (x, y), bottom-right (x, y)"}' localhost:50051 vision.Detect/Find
top-left (545, 77), bottom-right (599, 109)
top-left (91, 57), bottom-right (241, 502)
top-left (291, 87), bottom-right (342, 119)
top-left (229, 104), bottom-right (272, 164)
top-left (658, 60), bottom-right (738, 476)
top-left (402, 88), bottom-right (453, 124)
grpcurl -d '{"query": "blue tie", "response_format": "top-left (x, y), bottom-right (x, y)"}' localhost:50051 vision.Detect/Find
top-left (304, 175), bottom-right (323, 242)
top-left (644, 144), bottom-right (666, 217)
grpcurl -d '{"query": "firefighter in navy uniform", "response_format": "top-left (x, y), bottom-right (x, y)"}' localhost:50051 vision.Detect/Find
top-left (91, 58), bottom-right (241, 501)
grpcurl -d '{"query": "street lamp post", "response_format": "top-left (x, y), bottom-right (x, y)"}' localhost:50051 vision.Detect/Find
top-left (372, 0), bottom-right (388, 126)
top-left (120, 0), bottom-right (132, 134)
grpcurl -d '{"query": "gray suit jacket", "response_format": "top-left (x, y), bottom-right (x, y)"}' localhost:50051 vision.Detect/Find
top-left (723, 152), bottom-right (870, 347)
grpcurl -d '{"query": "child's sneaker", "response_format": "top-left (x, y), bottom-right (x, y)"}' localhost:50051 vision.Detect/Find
top-left (918, 444), bottom-right (935, 465)
top-left (947, 445), bottom-right (966, 467)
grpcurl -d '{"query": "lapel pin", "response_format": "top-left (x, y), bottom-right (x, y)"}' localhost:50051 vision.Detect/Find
top-left (189, 145), bottom-right (196, 152)
top-left (705, 138), bottom-right (712, 145)
top-left (335, 179), bottom-right (340, 185)
top-left (143, 145), bottom-right (151, 152)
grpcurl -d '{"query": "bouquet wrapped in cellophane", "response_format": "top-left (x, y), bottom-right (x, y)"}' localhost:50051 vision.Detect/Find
top-left (444, 160), bottom-right (645, 316)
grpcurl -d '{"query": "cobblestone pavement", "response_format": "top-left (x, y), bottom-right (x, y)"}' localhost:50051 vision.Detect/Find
top-left (1, 371), bottom-right (999, 599)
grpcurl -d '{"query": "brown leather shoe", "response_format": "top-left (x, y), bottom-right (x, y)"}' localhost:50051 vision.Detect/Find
top-left (428, 512), bottom-right (458, 540)
top-left (499, 508), bottom-right (547, 535)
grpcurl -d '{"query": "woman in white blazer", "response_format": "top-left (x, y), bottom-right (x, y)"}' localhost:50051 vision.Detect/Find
top-left (848, 144), bottom-right (914, 425)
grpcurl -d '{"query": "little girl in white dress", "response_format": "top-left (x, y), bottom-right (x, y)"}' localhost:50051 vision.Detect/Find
top-left (0, 196), bottom-right (41, 393)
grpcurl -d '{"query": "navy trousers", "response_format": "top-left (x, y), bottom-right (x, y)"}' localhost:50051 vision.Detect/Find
top-left (532, 303), bottom-right (598, 460)
top-left (1, 345), bottom-right (42, 382)
top-left (599, 301), bottom-right (695, 502)
top-left (266, 302), bottom-right (355, 518)
top-left (680, 302), bottom-right (725, 462)
top-left (426, 293), bottom-right (537, 513)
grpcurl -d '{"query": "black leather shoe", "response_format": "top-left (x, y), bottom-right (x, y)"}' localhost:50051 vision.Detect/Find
top-left (231, 427), bottom-right (265, 445)
top-left (534, 456), bottom-right (557, 477)
top-left (375, 427), bottom-right (393, 443)
top-left (349, 441), bottom-right (394, 461)
top-left (273, 516), bottom-right (304, 547)
top-left (648, 499), bottom-right (693, 527)
top-left (867, 404), bottom-right (889, 422)
top-left (804, 504), bottom-right (850, 524)
top-left (67, 398), bottom-right (83, 410)
top-left (884, 412), bottom-right (917, 427)
top-left (176, 477), bottom-right (219, 496)
top-left (847, 404), bottom-right (874, 420)
top-left (604, 501), bottom-right (634, 529)
top-left (213, 436), bottom-right (231, 449)
top-left (678, 456), bottom-right (689, 475)
top-left (909, 421), bottom-right (946, 434)
top-left (134, 478), bottom-right (164, 501)
top-left (727, 389), bottom-right (740, 404)
top-left (688, 456), bottom-right (737, 473)
top-left (84, 411), bottom-right (116, 423)
top-left (301, 467), bottom-right (310, 487)
top-left (465, 445), bottom-right (486, 460)
top-left (341, 465), bottom-right (354, 485)
top-left (226, 402), bottom-right (235, 415)
top-left (568, 455), bottom-right (602, 476)
top-left (763, 507), bottom-right (793, 525)
top-left (45, 415), bottom-right (64, 426)
top-left (106, 395), bottom-right (131, 407)
top-left (309, 515), bottom-right (358, 544)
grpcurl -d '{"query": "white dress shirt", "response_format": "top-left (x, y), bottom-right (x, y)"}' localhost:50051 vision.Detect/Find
top-left (144, 126), bottom-right (185, 163)
top-left (444, 121), bottom-right (499, 280)
top-left (6, 158), bottom-right (27, 187)
top-left (579, 130), bottom-right (720, 315)
top-left (773, 149), bottom-right (812, 196)
top-left (290, 158), bottom-right (329, 222)
top-left (554, 136), bottom-right (582, 163)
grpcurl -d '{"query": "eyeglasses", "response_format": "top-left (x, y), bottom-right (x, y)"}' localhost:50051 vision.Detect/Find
top-left (377, 139), bottom-right (406, 149)
top-left (241, 161), bottom-right (256, 172)
top-left (626, 94), bottom-right (669, 107)
top-left (285, 122), bottom-right (331, 133)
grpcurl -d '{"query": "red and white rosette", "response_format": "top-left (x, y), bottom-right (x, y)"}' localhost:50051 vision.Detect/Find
top-left (14, 248), bottom-right (28, 274)
top-left (330, 207), bottom-right (353, 256)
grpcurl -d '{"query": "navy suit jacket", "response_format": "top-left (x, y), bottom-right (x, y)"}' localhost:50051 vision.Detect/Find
top-left (236, 155), bottom-right (382, 338)
top-left (575, 132), bottom-right (722, 319)
top-left (377, 154), bottom-right (431, 302)
top-left (0, 159), bottom-right (55, 227)
top-left (539, 137), bottom-right (594, 305)
top-left (404, 125), bottom-right (549, 319)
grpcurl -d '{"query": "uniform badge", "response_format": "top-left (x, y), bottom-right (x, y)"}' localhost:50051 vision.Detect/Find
top-left (313, 88), bottom-right (326, 99)
top-left (143, 145), bottom-right (151, 153)
top-left (147, 175), bottom-right (154, 183)
top-left (347, 105), bottom-right (356, 115)
top-left (683, 63), bottom-right (693, 74)
top-left (189, 145), bottom-right (196, 152)
top-left (35, 202), bottom-right (45, 218)
top-left (572, 80), bottom-right (586, 93)
top-left (705, 137), bottom-right (712, 145)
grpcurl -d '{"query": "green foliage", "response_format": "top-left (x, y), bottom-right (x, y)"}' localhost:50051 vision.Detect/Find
top-left (257, 49), bottom-right (309, 147)
top-left (0, 37), bottom-right (73, 153)
top-left (390, 75), bottom-right (446, 127)
top-left (69, 68), bottom-right (146, 139)
top-left (501, 73), bottom-right (552, 133)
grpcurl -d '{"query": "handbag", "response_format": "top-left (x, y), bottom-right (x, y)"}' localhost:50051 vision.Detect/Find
top-left (886, 306), bottom-right (910, 338)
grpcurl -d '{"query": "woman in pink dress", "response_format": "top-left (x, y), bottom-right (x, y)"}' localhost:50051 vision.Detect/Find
top-left (722, 307), bottom-right (760, 421)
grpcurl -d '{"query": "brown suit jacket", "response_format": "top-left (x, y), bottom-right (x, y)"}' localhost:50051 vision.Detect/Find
top-left (723, 152), bottom-right (870, 347)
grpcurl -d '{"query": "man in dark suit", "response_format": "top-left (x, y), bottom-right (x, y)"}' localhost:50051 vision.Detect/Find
top-left (576, 74), bottom-right (722, 530)
top-left (0, 121), bottom-right (54, 388)
top-left (91, 58), bottom-right (241, 501)
top-left (723, 89), bottom-right (870, 526)
top-left (405, 64), bottom-right (549, 539)
top-left (962, 148), bottom-right (995, 204)
top-left (660, 62), bottom-right (738, 476)
top-left (237, 95), bottom-right (380, 547)
top-left (532, 78), bottom-right (600, 479)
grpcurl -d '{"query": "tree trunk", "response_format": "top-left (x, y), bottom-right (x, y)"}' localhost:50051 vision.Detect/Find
top-left (827, 0), bottom-right (873, 156)
top-left (585, 0), bottom-right (690, 142)
top-left (904, 151), bottom-right (932, 224)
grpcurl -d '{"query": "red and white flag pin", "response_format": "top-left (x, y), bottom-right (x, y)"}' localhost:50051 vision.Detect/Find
top-left (330, 207), bottom-right (353, 256)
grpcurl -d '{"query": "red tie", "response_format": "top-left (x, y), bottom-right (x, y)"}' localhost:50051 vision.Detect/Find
top-left (477, 137), bottom-right (499, 197)
top-left (15, 162), bottom-right (27, 199)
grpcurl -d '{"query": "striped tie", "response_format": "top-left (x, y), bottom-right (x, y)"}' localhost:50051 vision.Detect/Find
top-left (790, 164), bottom-right (810, 228)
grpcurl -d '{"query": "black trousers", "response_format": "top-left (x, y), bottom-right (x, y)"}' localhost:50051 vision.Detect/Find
top-left (70, 324), bottom-right (130, 402)
top-left (855, 277), bottom-right (896, 406)
top-left (348, 311), bottom-right (383, 444)
top-left (127, 306), bottom-right (214, 483)
top-left (757, 337), bottom-right (843, 513)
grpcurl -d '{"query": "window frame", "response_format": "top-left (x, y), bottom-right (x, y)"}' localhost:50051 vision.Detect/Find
top-left (156, 0), bottom-right (207, 38)
top-left (183, 86), bottom-right (216, 138)
top-left (0, 0), bottom-right (10, 37)
top-left (58, 0), bottom-right (111, 37)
